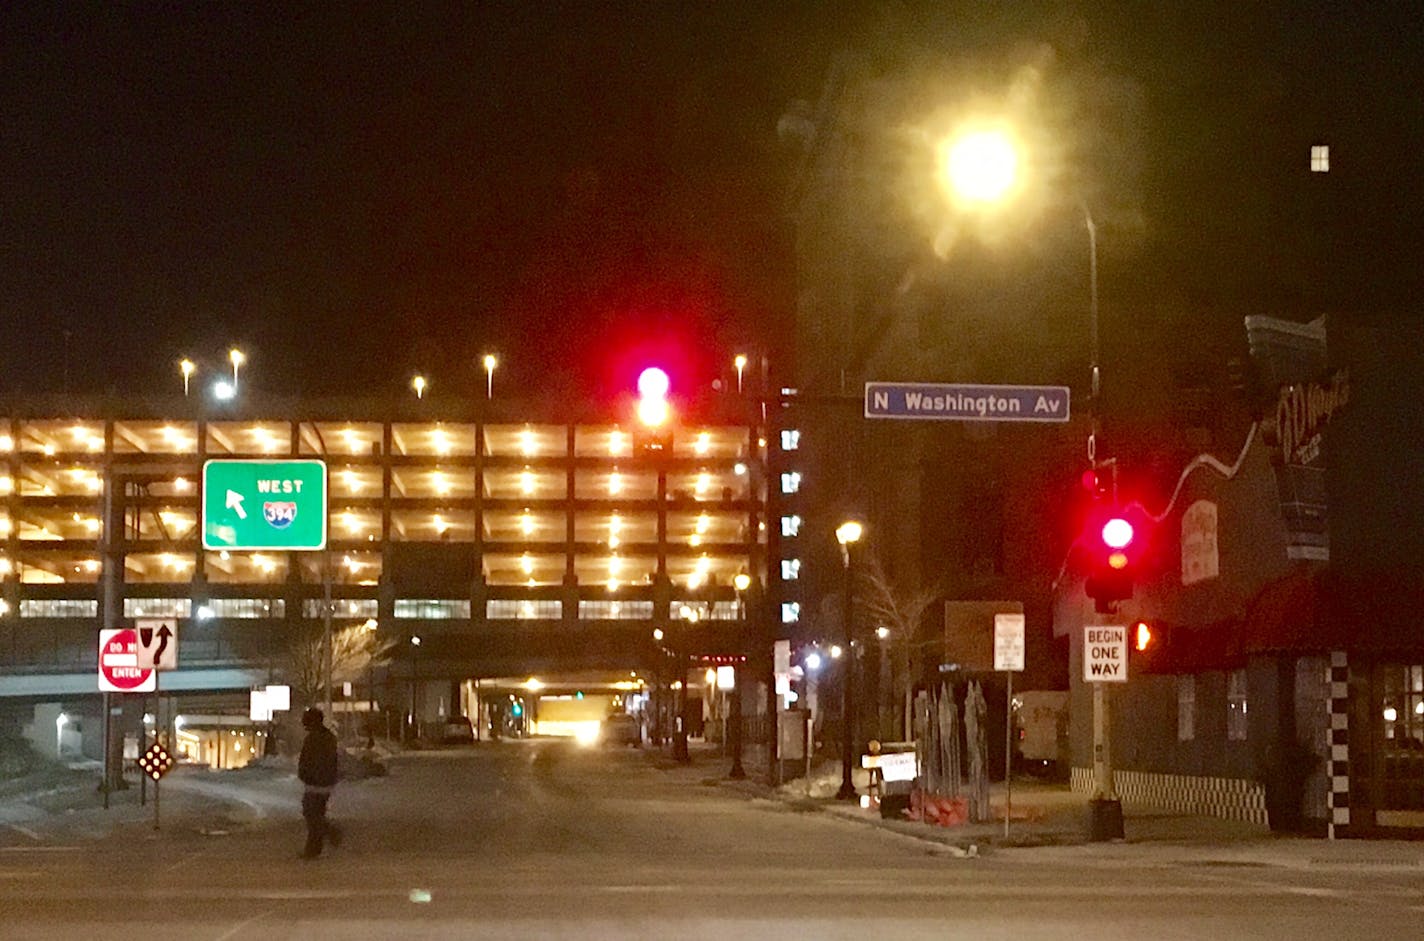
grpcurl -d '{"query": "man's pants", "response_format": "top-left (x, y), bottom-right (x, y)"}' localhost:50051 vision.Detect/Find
top-left (302, 790), bottom-right (335, 857)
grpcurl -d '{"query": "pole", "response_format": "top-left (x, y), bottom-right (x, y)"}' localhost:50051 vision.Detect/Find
top-left (152, 672), bottom-right (161, 830)
top-left (836, 549), bottom-right (856, 801)
top-left (322, 551), bottom-right (333, 722)
top-left (101, 692), bottom-right (111, 809)
top-left (1004, 670), bottom-right (1012, 840)
top-left (1085, 206), bottom-right (1100, 469)
top-left (1089, 675), bottom-right (1124, 840)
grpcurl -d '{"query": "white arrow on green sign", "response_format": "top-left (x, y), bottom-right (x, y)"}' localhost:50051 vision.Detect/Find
top-left (202, 459), bottom-right (328, 551)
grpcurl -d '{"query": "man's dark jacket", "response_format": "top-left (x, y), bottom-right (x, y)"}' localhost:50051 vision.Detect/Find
top-left (298, 725), bottom-right (339, 788)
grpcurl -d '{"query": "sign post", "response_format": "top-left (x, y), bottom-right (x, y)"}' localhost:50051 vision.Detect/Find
top-left (994, 613), bottom-right (1026, 840)
top-left (1084, 625), bottom-right (1127, 841)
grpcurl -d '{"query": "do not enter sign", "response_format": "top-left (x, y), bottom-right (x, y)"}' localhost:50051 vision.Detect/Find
top-left (98, 629), bottom-right (156, 693)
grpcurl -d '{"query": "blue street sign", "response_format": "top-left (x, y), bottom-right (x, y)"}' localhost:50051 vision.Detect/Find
top-left (865, 382), bottom-right (1071, 423)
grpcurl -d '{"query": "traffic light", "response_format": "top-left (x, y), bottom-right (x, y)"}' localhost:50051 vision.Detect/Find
top-left (1128, 619), bottom-right (1175, 673)
top-left (1083, 508), bottom-right (1147, 612)
top-left (636, 367), bottom-right (671, 428)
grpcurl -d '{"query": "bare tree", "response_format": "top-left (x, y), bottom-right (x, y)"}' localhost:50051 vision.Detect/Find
top-left (286, 623), bottom-right (396, 708)
top-left (858, 555), bottom-right (939, 742)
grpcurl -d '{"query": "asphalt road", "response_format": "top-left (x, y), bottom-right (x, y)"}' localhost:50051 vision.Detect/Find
top-left (3, 741), bottom-right (1421, 939)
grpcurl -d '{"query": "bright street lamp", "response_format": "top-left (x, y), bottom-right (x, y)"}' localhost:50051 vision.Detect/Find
top-left (411, 375), bottom-right (427, 399)
top-left (733, 354), bottom-right (748, 394)
top-left (212, 380), bottom-right (235, 402)
top-left (228, 349), bottom-right (245, 390)
top-left (482, 354), bottom-right (497, 399)
top-left (179, 359), bottom-right (195, 396)
top-left (941, 128), bottom-right (1019, 205)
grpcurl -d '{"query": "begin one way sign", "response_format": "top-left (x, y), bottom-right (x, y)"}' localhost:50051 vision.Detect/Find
top-left (1083, 625), bottom-right (1128, 683)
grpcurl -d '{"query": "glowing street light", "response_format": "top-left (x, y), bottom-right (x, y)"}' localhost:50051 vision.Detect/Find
top-left (229, 348), bottom-right (245, 390)
top-left (734, 353), bottom-right (748, 394)
top-left (941, 128), bottom-right (1019, 205)
top-left (482, 354), bottom-right (497, 399)
top-left (212, 380), bottom-right (236, 402)
top-left (179, 359), bottom-right (195, 396)
top-left (835, 518), bottom-right (864, 802)
top-left (411, 375), bottom-right (427, 399)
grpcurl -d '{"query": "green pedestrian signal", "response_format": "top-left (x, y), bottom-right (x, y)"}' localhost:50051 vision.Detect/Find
top-left (202, 459), bottom-right (328, 551)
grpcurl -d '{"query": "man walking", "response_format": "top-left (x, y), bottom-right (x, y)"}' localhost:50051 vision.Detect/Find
top-left (298, 706), bottom-right (342, 859)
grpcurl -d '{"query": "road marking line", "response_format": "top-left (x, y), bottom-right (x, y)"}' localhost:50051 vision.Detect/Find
top-left (2, 822), bottom-right (42, 841)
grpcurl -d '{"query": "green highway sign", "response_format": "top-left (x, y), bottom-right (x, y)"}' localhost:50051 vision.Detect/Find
top-left (202, 459), bottom-right (328, 551)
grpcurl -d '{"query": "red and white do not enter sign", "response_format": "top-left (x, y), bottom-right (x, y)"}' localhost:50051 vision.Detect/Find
top-left (98, 629), bottom-right (156, 693)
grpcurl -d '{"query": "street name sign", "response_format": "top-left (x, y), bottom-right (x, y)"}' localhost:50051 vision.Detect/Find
top-left (98, 628), bottom-right (156, 693)
top-left (865, 382), bottom-right (1070, 423)
top-left (202, 459), bottom-right (327, 551)
top-left (1084, 625), bottom-right (1128, 683)
top-left (994, 613), bottom-right (1026, 672)
top-left (134, 618), bottom-right (178, 671)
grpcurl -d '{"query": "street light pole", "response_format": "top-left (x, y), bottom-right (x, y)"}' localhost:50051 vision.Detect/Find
top-left (729, 573), bottom-right (751, 779)
top-left (834, 521), bottom-right (863, 801)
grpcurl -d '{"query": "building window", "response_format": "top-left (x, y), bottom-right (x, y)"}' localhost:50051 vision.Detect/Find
top-left (781, 515), bottom-right (802, 537)
top-left (394, 599), bottom-right (472, 619)
top-left (781, 601), bottom-right (800, 624)
top-left (781, 558), bottom-right (801, 581)
top-left (780, 429), bottom-right (800, 451)
top-left (577, 600), bottom-right (652, 620)
top-left (124, 598), bottom-right (192, 620)
top-left (1177, 675), bottom-right (1196, 742)
top-left (485, 599), bottom-right (558, 620)
top-left (208, 598), bottom-right (284, 619)
top-left (1310, 144), bottom-right (1329, 172)
top-left (302, 599), bottom-right (378, 620)
top-left (780, 472), bottom-right (801, 495)
top-left (1227, 668), bottom-right (1248, 741)
top-left (19, 599), bottom-right (98, 618)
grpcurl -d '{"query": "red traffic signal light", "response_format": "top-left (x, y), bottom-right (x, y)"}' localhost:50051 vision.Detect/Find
top-left (636, 367), bottom-right (671, 427)
top-left (1084, 508), bottom-right (1147, 612)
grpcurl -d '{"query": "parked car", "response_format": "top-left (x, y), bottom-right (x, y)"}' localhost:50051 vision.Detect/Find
top-left (600, 712), bottom-right (641, 747)
top-left (440, 716), bottom-right (476, 745)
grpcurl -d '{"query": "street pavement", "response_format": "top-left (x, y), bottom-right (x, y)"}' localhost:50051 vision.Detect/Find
top-left (2, 740), bottom-right (1422, 939)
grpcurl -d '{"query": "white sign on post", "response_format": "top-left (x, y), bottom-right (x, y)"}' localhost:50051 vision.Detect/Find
top-left (1084, 625), bottom-right (1128, 682)
top-left (993, 613), bottom-right (1025, 672)
top-left (134, 618), bottom-right (179, 671)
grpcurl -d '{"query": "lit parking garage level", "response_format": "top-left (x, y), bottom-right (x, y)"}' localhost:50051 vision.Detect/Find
top-left (202, 459), bottom-right (328, 551)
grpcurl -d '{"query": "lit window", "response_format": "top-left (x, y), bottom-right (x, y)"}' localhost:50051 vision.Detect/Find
top-left (781, 515), bottom-right (802, 537)
top-left (780, 472), bottom-right (801, 494)
top-left (486, 599), bottom-right (559, 620)
top-left (395, 599), bottom-right (471, 619)
top-left (1227, 669), bottom-right (1248, 741)
top-left (781, 602), bottom-right (801, 624)
top-left (1177, 675), bottom-right (1195, 742)
top-left (781, 559), bottom-right (801, 581)
top-left (1310, 144), bottom-right (1329, 172)
top-left (780, 429), bottom-right (800, 451)
top-left (578, 600), bottom-right (653, 620)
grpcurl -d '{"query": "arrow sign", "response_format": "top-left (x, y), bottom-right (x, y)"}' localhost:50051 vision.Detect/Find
top-left (135, 618), bottom-right (179, 672)
top-left (226, 489), bottom-right (247, 519)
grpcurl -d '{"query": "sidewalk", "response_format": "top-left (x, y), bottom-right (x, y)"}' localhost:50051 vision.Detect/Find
top-left (653, 742), bottom-right (1424, 871)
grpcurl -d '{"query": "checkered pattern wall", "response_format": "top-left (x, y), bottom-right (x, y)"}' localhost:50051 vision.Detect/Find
top-left (1071, 767), bottom-right (1268, 825)
top-left (1327, 650), bottom-right (1350, 838)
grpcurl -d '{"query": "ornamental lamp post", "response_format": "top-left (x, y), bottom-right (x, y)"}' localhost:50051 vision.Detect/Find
top-left (834, 520), bottom-right (863, 801)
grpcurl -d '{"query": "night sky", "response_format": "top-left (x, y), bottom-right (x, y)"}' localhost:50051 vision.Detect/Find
top-left (1, 3), bottom-right (1419, 399)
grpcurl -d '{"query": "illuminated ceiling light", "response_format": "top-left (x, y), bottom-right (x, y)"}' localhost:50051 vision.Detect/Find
top-left (696, 555), bottom-right (710, 573)
top-left (520, 429), bottom-right (536, 456)
top-left (0, 477), bottom-right (11, 494)
top-left (432, 471), bottom-right (451, 496)
top-left (608, 471), bottom-right (622, 495)
top-left (87, 476), bottom-right (103, 492)
top-left (609, 555), bottom-right (623, 575)
top-left (607, 578), bottom-right (621, 592)
top-left (609, 513), bottom-right (622, 535)
top-left (161, 553), bottom-right (183, 570)
top-left (341, 512), bottom-right (360, 532)
top-left (433, 514), bottom-right (449, 535)
top-left (520, 512), bottom-right (535, 536)
top-left (694, 432), bottom-right (710, 456)
top-left (525, 677), bottom-right (543, 691)
top-left (695, 472), bottom-right (710, 495)
top-left (161, 425), bottom-right (183, 444)
top-left (344, 555), bottom-right (361, 572)
top-left (68, 468), bottom-right (88, 482)
top-left (342, 469), bottom-right (362, 492)
top-left (608, 534), bottom-right (620, 549)
top-left (696, 514), bottom-right (711, 534)
top-left (82, 560), bottom-right (99, 574)
top-left (173, 477), bottom-right (191, 492)
top-left (432, 429), bottom-right (451, 455)
top-left (609, 430), bottom-right (627, 456)
top-left (70, 425), bottom-right (89, 441)
top-left (0, 435), bottom-right (12, 451)
top-left (86, 435), bottom-right (104, 452)
top-left (689, 534), bottom-right (702, 547)
top-left (519, 553), bottom-right (534, 574)
top-left (0, 558), bottom-right (11, 575)
top-left (253, 554), bottom-right (275, 574)
top-left (0, 518), bottom-right (10, 536)
top-left (687, 571), bottom-right (705, 590)
top-left (734, 462), bottom-right (747, 476)
top-left (42, 443), bottom-right (56, 456)
top-left (520, 469), bottom-right (535, 496)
